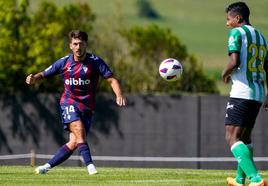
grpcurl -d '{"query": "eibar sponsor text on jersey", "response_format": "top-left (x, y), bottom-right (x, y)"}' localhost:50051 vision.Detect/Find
top-left (65, 78), bottom-right (90, 85)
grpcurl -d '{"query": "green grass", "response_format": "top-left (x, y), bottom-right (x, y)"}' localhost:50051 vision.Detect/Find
top-left (0, 166), bottom-right (268, 186)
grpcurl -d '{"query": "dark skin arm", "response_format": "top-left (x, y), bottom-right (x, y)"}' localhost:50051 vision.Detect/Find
top-left (221, 52), bottom-right (240, 83)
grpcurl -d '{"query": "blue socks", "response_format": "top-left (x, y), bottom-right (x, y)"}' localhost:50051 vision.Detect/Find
top-left (77, 142), bottom-right (93, 166)
top-left (48, 145), bottom-right (74, 168)
top-left (47, 142), bottom-right (93, 168)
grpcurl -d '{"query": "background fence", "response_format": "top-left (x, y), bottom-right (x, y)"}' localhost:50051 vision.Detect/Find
top-left (0, 93), bottom-right (268, 169)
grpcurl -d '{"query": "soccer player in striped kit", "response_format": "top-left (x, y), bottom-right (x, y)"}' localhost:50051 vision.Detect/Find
top-left (26, 30), bottom-right (127, 175)
top-left (222, 2), bottom-right (268, 186)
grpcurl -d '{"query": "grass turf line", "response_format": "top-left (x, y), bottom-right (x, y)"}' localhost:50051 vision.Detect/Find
top-left (1, 166), bottom-right (267, 186)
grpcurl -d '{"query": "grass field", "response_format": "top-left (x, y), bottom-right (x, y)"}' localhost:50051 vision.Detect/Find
top-left (0, 166), bottom-right (268, 186)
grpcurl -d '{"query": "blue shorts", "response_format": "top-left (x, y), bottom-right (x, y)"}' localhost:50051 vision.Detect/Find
top-left (224, 98), bottom-right (262, 128)
top-left (60, 104), bottom-right (92, 134)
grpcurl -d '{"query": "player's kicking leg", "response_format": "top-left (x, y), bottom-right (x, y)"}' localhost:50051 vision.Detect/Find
top-left (35, 144), bottom-right (75, 174)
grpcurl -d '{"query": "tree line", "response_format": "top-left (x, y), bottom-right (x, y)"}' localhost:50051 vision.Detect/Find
top-left (0, 0), bottom-right (218, 94)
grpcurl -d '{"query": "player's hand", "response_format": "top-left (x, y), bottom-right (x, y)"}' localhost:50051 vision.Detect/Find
top-left (116, 96), bottom-right (127, 107)
top-left (264, 98), bottom-right (268, 111)
top-left (25, 74), bottom-right (36, 85)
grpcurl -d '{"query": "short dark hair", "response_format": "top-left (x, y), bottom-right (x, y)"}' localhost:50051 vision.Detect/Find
top-left (225, 2), bottom-right (250, 23)
top-left (68, 30), bottom-right (88, 42)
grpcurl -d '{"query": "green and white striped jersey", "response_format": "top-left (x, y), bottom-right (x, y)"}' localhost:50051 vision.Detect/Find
top-left (228, 25), bottom-right (268, 102)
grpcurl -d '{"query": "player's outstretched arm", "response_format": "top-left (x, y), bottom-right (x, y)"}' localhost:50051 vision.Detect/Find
top-left (106, 77), bottom-right (127, 107)
top-left (25, 72), bottom-right (45, 85)
top-left (222, 52), bottom-right (240, 83)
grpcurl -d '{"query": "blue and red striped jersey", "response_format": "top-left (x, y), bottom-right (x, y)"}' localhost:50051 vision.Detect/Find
top-left (43, 53), bottom-right (113, 112)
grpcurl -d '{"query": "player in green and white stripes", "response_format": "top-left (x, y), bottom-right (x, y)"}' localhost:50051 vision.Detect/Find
top-left (222, 2), bottom-right (268, 186)
top-left (228, 24), bottom-right (268, 103)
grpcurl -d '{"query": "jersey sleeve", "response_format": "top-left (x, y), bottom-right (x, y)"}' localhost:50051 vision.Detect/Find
top-left (93, 56), bottom-right (113, 78)
top-left (43, 56), bottom-right (68, 78)
top-left (228, 28), bottom-right (242, 54)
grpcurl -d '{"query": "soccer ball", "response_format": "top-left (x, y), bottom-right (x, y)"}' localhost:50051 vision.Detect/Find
top-left (159, 58), bottom-right (183, 82)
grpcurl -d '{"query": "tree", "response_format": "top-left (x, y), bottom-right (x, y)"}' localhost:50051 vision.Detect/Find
top-left (0, 0), bottom-right (31, 92)
top-left (0, 0), bottom-right (95, 93)
top-left (119, 24), bottom-right (218, 94)
top-left (0, 1), bottom-right (218, 94)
